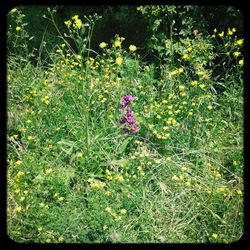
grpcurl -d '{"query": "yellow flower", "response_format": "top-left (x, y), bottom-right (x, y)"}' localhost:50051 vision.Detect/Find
top-left (114, 40), bottom-right (121, 48)
top-left (74, 19), bottom-right (82, 29)
top-left (45, 168), bottom-right (52, 174)
top-left (178, 67), bottom-right (184, 73)
top-left (172, 175), bottom-right (179, 181)
top-left (120, 209), bottom-right (127, 215)
top-left (181, 166), bottom-right (187, 171)
top-left (116, 57), bottom-right (123, 65)
top-left (239, 59), bottom-right (244, 65)
top-left (199, 84), bottom-right (206, 90)
top-left (218, 187), bottom-right (225, 193)
top-left (191, 80), bottom-right (198, 86)
top-left (15, 160), bottom-right (23, 165)
top-left (213, 28), bottom-right (217, 33)
top-left (99, 42), bottom-right (108, 49)
top-left (179, 85), bottom-right (185, 91)
top-left (16, 26), bottom-right (21, 31)
top-left (227, 28), bottom-right (233, 35)
top-left (218, 31), bottom-right (224, 37)
top-left (211, 233), bottom-right (218, 239)
top-left (108, 114), bottom-right (114, 119)
top-left (236, 39), bottom-right (244, 45)
top-left (232, 27), bottom-right (236, 32)
top-left (233, 51), bottom-right (241, 57)
top-left (182, 54), bottom-right (189, 60)
top-left (58, 197), bottom-right (64, 201)
top-left (64, 20), bottom-right (72, 27)
top-left (129, 45), bottom-right (137, 52)
top-left (207, 105), bottom-right (212, 110)
top-left (15, 206), bottom-right (22, 213)
top-left (58, 236), bottom-right (64, 242)
top-left (11, 8), bottom-right (17, 13)
top-left (156, 114), bottom-right (162, 119)
top-left (185, 181), bottom-right (191, 187)
top-left (72, 15), bottom-right (79, 20)
top-left (105, 207), bottom-right (112, 213)
top-left (236, 189), bottom-right (243, 196)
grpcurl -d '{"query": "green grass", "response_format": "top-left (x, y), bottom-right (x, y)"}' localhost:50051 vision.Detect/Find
top-left (7, 8), bottom-right (243, 243)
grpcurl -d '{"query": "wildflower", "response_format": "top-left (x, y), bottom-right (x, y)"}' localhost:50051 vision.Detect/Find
top-left (105, 207), bottom-right (112, 213)
top-left (185, 181), bottom-right (191, 187)
top-left (129, 45), bottom-right (137, 52)
top-left (227, 28), bottom-right (233, 35)
top-left (179, 85), bottom-right (185, 91)
top-left (58, 236), bottom-right (64, 242)
top-left (120, 209), bottom-right (127, 215)
top-left (218, 187), bottom-right (225, 193)
top-left (72, 15), bottom-right (79, 20)
top-left (58, 197), bottom-right (64, 201)
top-left (233, 51), bottom-right (241, 57)
top-left (239, 59), bottom-right (244, 65)
top-left (11, 8), bottom-right (17, 13)
top-left (236, 189), bottom-right (243, 196)
top-left (74, 19), bottom-right (82, 29)
top-left (232, 27), bottom-right (236, 32)
top-left (16, 26), bottom-right (21, 31)
top-left (218, 31), bottom-right (224, 37)
top-left (15, 160), bottom-right (22, 165)
top-left (45, 168), bottom-right (52, 174)
top-left (207, 105), bottom-right (212, 110)
top-left (182, 54), bottom-right (189, 60)
top-left (119, 107), bottom-right (139, 135)
top-left (156, 114), bottom-right (162, 120)
top-left (211, 233), bottom-right (218, 239)
top-left (15, 206), bottom-right (22, 213)
top-left (213, 28), bottom-right (217, 33)
top-left (120, 95), bottom-right (134, 109)
top-left (114, 40), bottom-right (121, 48)
top-left (108, 114), bottom-right (114, 119)
top-left (199, 84), bottom-right (206, 90)
top-left (191, 80), bottom-right (198, 86)
top-left (27, 136), bottom-right (34, 141)
top-left (172, 175), bottom-right (179, 181)
top-left (116, 57), bottom-right (123, 65)
top-left (99, 42), bottom-right (108, 49)
top-left (178, 67), bottom-right (184, 73)
top-left (64, 20), bottom-right (72, 27)
top-left (181, 166), bottom-right (187, 171)
top-left (187, 47), bottom-right (193, 52)
top-left (236, 39), bottom-right (243, 45)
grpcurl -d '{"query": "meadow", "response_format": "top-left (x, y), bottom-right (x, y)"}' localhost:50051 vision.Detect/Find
top-left (7, 6), bottom-right (243, 243)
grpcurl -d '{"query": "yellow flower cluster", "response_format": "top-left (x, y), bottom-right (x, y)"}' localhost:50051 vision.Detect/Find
top-left (105, 207), bottom-right (127, 221)
top-left (64, 15), bottom-right (82, 29)
top-left (87, 178), bottom-right (106, 189)
top-left (129, 45), bottom-right (137, 52)
top-left (113, 36), bottom-right (125, 48)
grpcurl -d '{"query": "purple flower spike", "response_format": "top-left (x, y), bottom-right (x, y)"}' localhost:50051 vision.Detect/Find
top-left (120, 95), bottom-right (135, 109)
top-left (119, 95), bottom-right (139, 135)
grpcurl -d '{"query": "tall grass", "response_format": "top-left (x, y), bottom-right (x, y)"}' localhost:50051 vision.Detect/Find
top-left (7, 7), bottom-right (243, 243)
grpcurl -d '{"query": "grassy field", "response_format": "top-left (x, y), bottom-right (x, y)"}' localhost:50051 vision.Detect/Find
top-left (7, 7), bottom-right (243, 243)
